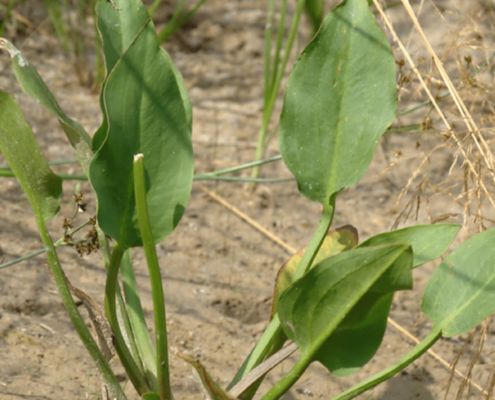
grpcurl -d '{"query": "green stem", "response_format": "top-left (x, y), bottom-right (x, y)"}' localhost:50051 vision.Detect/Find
top-left (133, 154), bottom-right (171, 400)
top-left (260, 353), bottom-right (311, 400)
top-left (105, 243), bottom-right (151, 395)
top-left (197, 155), bottom-right (282, 178)
top-left (228, 201), bottom-right (335, 394)
top-left (195, 176), bottom-right (293, 183)
top-left (0, 169), bottom-right (86, 180)
top-left (0, 157), bottom-right (76, 170)
top-left (0, 0), bottom-right (15, 37)
top-left (156, 0), bottom-right (184, 43)
top-left (0, 248), bottom-right (47, 270)
top-left (35, 213), bottom-right (126, 399)
top-left (116, 286), bottom-right (145, 376)
top-left (251, 0), bottom-right (306, 181)
top-left (271, 0), bottom-right (287, 89)
top-left (99, 227), bottom-right (149, 387)
top-left (148, 0), bottom-right (165, 16)
top-left (330, 328), bottom-right (442, 400)
top-left (0, 155), bottom-right (283, 182)
top-left (121, 249), bottom-right (158, 391)
top-left (165, 0), bottom-right (208, 40)
top-left (264, 0), bottom-right (276, 107)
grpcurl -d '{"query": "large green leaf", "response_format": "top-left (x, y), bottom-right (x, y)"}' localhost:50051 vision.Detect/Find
top-left (279, 0), bottom-right (397, 205)
top-left (359, 224), bottom-right (460, 267)
top-left (90, 0), bottom-right (193, 249)
top-left (0, 91), bottom-right (62, 221)
top-left (0, 39), bottom-right (93, 176)
top-left (421, 227), bottom-right (495, 337)
top-left (278, 244), bottom-right (412, 370)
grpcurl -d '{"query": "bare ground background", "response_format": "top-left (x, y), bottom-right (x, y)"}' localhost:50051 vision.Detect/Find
top-left (1, 0), bottom-right (495, 399)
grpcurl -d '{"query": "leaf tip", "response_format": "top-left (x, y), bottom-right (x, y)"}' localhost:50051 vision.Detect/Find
top-left (0, 38), bottom-right (29, 67)
top-left (134, 153), bottom-right (144, 162)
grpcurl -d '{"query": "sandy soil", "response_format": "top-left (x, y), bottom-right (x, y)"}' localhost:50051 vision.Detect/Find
top-left (1, 0), bottom-right (495, 399)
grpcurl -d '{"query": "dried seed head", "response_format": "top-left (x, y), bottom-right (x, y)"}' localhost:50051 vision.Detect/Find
top-left (63, 218), bottom-right (73, 230)
top-left (73, 193), bottom-right (84, 203)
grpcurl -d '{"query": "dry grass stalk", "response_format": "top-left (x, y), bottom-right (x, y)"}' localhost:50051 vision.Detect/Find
top-left (373, 0), bottom-right (495, 226)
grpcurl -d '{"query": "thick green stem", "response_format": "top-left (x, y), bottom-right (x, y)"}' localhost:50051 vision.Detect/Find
top-left (35, 213), bottom-right (126, 399)
top-left (133, 154), bottom-right (171, 400)
top-left (105, 243), bottom-right (151, 395)
top-left (292, 201), bottom-right (334, 281)
top-left (228, 202), bottom-right (334, 395)
top-left (331, 328), bottom-right (442, 400)
top-left (98, 227), bottom-right (147, 383)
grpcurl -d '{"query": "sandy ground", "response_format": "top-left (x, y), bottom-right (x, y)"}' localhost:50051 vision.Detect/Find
top-left (1, 0), bottom-right (495, 399)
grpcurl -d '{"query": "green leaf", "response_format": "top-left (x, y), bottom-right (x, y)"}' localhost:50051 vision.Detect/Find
top-left (0, 38), bottom-right (93, 176)
top-left (315, 241), bottom-right (413, 377)
top-left (316, 291), bottom-right (393, 377)
top-left (90, 0), bottom-right (194, 249)
top-left (278, 244), bottom-right (412, 370)
top-left (177, 354), bottom-right (238, 400)
top-left (271, 225), bottom-right (358, 319)
top-left (421, 227), bottom-right (495, 337)
top-left (279, 0), bottom-right (397, 205)
top-left (0, 91), bottom-right (62, 221)
top-left (359, 224), bottom-right (461, 267)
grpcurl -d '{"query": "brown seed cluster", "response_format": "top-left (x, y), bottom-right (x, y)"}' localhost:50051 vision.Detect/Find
top-left (62, 193), bottom-right (100, 257)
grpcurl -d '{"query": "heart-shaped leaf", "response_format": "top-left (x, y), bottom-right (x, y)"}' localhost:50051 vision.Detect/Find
top-left (279, 0), bottom-right (397, 205)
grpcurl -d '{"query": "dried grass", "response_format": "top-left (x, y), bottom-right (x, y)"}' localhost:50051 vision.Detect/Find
top-left (373, 0), bottom-right (495, 397)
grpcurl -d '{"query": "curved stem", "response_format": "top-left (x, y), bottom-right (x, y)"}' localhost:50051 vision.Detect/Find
top-left (105, 242), bottom-right (151, 395)
top-left (228, 201), bottom-right (334, 395)
top-left (330, 328), bottom-right (442, 400)
top-left (134, 154), bottom-right (171, 400)
top-left (36, 214), bottom-right (126, 399)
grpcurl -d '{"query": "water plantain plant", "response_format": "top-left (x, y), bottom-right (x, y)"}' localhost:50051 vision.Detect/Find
top-left (1, 0), bottom-right (495, 399)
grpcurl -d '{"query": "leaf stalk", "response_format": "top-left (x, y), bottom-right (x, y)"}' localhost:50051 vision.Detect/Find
top-left (133, 153), bottom-right (172, 400)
